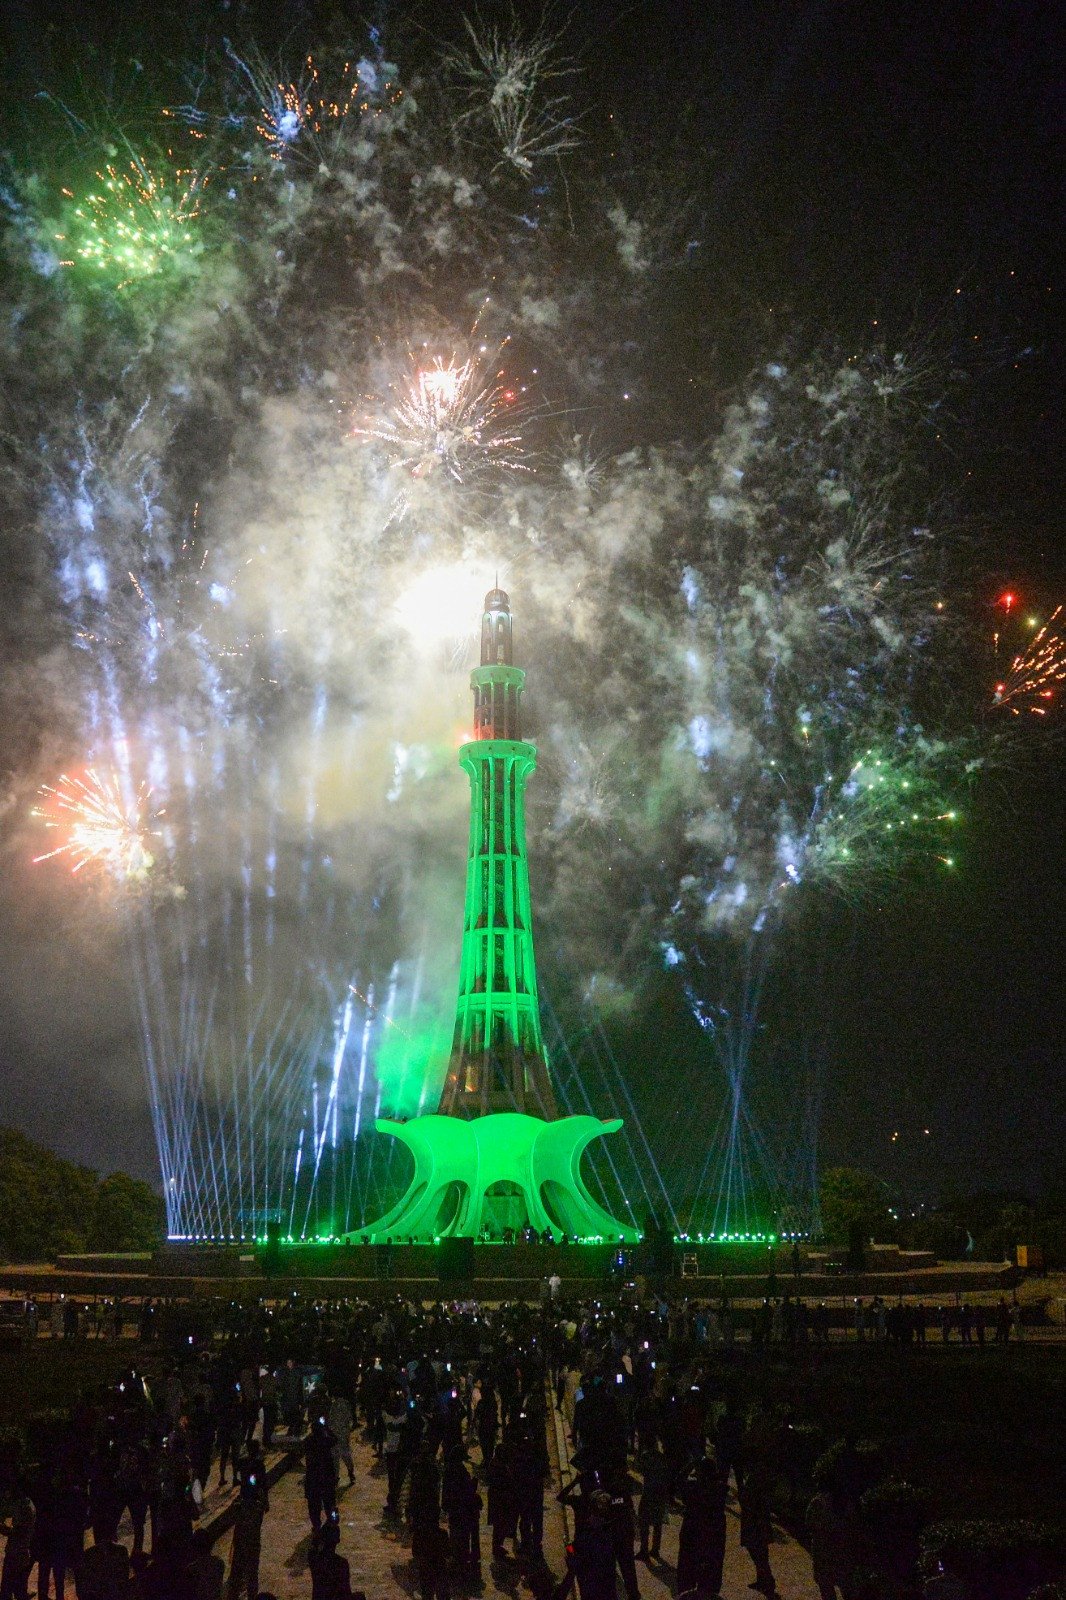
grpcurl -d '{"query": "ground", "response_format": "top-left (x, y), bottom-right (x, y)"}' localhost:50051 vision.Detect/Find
top-left (241, 1421), bottom-right (821, 1600)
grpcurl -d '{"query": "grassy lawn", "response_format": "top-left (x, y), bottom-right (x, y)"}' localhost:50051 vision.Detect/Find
top-left (0, 1338), bottom-right (161, 1430)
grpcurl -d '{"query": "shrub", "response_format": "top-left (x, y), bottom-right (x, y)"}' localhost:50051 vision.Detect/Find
top-left (861, 1479), bottom-right (928, 1580)
top-left (921, 1520), bottom-right (1066, 1600)
top-left (779, 1420), bottom-right (825, 1512)
top-left (813, 1437), bottom-right (884, 1500)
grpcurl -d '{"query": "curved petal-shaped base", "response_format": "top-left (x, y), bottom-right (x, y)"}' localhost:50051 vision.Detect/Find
top-left (347, 1113), bottom-right (638, 1242)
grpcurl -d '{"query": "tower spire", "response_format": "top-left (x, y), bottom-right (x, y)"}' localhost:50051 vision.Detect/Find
top-left (439, 586), bottom-right (557, 1118)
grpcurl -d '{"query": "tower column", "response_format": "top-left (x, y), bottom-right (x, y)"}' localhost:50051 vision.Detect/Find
top-left (441, 733), bottom-right (555, 1118)
top-left (438, 587), bottom-right (558, 1119)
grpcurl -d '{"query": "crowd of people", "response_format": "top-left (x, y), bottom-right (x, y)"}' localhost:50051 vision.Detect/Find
top-left (0, 1286), bottom-right (1028, 1349)
top-left (0, 1287), bottom-right (1035, 1600)
top-left (0, 1296), bottom-right (560, 1600)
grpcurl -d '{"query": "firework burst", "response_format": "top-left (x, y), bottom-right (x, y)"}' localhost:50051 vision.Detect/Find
top-left (3, 14), bottom-right (1023, 1240)
top-left (448, 15), bottom-right (581, 174)
top-left (353, 350), bottom-right (528, 483)
top-left (55, 155), bottom-right (205, 283)
top-left (213, 47), bottom-right (401, 168)
top-left (32, 768), bottom-right (163, 882)
top-left (992, 604), bottom-right (1066, 715)
top-left (808, 749), bottom-right (963, 888)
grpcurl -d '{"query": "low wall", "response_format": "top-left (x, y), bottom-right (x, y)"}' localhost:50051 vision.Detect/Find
top-left (7, 1245), bottom-right (1017, 1305)
top-left (54, 1253), bottom-right (156, 1275)
top-left (810, 1246), bottom-right (938, 1273)
top-left (162, 1239), bottom-right (783, 1281)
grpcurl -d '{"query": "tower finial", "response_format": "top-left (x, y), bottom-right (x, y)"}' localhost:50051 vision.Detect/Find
top-left (480, 584), bottom-right (513, 671)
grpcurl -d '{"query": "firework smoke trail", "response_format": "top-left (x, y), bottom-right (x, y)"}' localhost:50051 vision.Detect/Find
top-left (1, 14), bottom-right (1015, 1237)
top-left (613, 351), bottom-right (988, 1227)
top-left (23, 430), bottom-right (402, 1239)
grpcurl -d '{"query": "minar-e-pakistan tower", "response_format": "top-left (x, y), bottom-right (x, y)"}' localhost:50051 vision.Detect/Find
top-left (353, 588), bottom-right (637, 1241)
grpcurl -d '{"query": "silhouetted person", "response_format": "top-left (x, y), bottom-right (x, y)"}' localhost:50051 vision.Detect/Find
top-left (0, 1480), bottom-right (35, 1600)
top-left (676, 1455), bottom-right (726, 1599)
top-left (515, 1423), bottom-right (549, 1560)
top-left (188, 1392), bottom-right (214, 1492)
top-left (996, 1298), bottom-right (1012, 1344)
top-left (604, 1468), bottom-right (641, 1600)
top-left (475, 1384), bottom-right (499, 1469)
top-left (487, 1431), bottom-right (521, 1558)
top-left (806, 1484), bottom-right (847, 1600)
top-left (74, 1513), bottom-right (130, 1600)
top-left (392, 1398), bottom-right (425, 1519)
top-left (309, 1520), bottom-right (353, 1599)
top-left (442, 1447), bottom-right (481, 1576)
top-left (282, 1359), bottom-right (304, 1436)
top-left (739, 1449), bottom-right (777, 1597)
top-left (154, 1434), bottom-right (196, 1568)
top-left (361, 1357), bottom-right (387, 1456)
top-left (411, 1518), bottom-right (450, 1600)
top-left (173, 1527), bottom-right (224, 1600)
top-left (714, 1394), bottom-right (744, 1486)
top-left (563, 1491), bottom-right (616, 1600)
top-left (36, 1461), bottom-right (86, 1600)
top-left (304, 1418), bottom-right (338, 1531)
top-left (329, 1392), bottom-right (355, 1486)
top-left (382, 1392), bottom-right (409, 1514)
top-left (238, 1364), bottom-right (260, 1450)
top-left (260, 1366), bottom-right (279, 1447)
top-left (227, 1449), bottom-right (268, 1600)
top-left (636, 1440), bottom-right (668, 1562)
top-left (407, 1442), bottom-right (441, 1533)
top-left (215, 1380), bottom-right (241, 1487)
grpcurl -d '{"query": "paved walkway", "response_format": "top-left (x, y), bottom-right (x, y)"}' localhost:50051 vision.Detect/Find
top-left (624, 1481), bottom-right (820, 1600)
top-left (41, 1417), bottom-right (820, 1597)
top-left (246, 1433), bottom-right (568, 1600)
top-left (240, 1421), bottom-right (821, 1600)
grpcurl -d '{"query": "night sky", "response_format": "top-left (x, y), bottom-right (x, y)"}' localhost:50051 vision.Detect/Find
top-left (0, 0), bottom-right (1062, 1209)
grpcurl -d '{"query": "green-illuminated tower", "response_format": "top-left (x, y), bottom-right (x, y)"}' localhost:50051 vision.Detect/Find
top-left (439, 587), bottom-right (557, 1119)
top-left (351, 588), bottom-right (638, 1243)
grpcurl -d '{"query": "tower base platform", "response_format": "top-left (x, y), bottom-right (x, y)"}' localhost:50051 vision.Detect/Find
top-left (344, 1111), bottom-right (639, 1243)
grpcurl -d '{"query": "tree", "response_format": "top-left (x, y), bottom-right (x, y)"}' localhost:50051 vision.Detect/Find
top-left (819, 1166), bottom-right (892, 1248)
top-left (0, 1126), bottom-right (163, 1261)
top-left (89, 1171), bottom-right (165, 1252)
top-left (0, 1127), bottom-right (97, 1261)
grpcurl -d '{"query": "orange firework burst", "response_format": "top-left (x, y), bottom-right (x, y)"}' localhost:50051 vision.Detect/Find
top-left (992, 604), bottom-right (1066, 715)
top-left (253, 54), bottom-right (401, 162)
top-left (32, 768), bottom-right (163, 880)
top-left (353, 350), bottom-right (528, 483)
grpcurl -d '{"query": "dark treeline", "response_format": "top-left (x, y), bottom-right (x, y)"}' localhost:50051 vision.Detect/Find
top-left (0, 1126), bottom-right (163, 1262)
top-left (820, 1165), bottom-right (1066, 1268)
